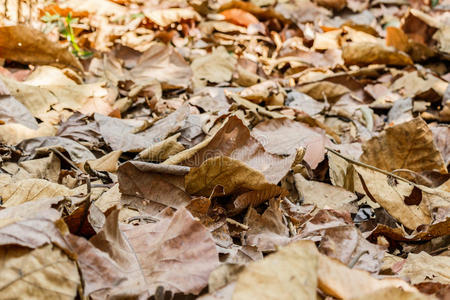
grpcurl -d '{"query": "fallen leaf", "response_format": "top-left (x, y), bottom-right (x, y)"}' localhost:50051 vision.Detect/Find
top-left (252, 118), bottom-right (330, 168)
top-left (232, 240), bottom-right (318, 300)
top-left (0, 244), bottom-right (80, 298)
top-left (360, 118), bottom-right (447, 174)
top-left (0, 25), bottom-right (82, 71)
top-left (397, 252), bottom-right (450, 285)
top-left (72, 208), bottom-right (219, 298)
top-left (220, 9), bottom-right (259, 27)
top-left (294, 173), bottom-right (357, 211)
top-left (192, 46), bottom-right (236, 89)
top-left (144, 8), bottom-right (201, 27)
top-left (244, 199), bottom-right (290, 251)
top-left (0, 178), bottom-right (73, 207)
top-left (130, 43), bottom-right (192, 90)
top-left (185, 156), bottom-right (278, 197)
top-left (342, 42), bottom-right (413, 66)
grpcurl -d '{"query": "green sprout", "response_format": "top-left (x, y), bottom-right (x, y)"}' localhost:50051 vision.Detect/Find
top-left (41, 12), bottom-right (93, 59)
top-left (431, 0), bottom-right (439, 8)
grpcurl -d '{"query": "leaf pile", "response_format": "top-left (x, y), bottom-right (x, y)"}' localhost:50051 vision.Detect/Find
top-left (0, 0), bottom-right (449, 299)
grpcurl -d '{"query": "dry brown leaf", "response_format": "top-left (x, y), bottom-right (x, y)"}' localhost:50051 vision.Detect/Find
top-left (0, 84), bottom-right (38, 129)
top-left (144, 8), bottom-right (201, 27)
top-left (0, 25), bottom-right (82, 71)
top-left (318, 252), bottom-right (427, 299)
top-left (294, 173), bottom-right (357, 211)
top-left (386, 26), bottom-right (410, 53)
top-left (397, 252), bottom-right (450, 285)
top-left (252, 118), bottom-right (330, 169)
top-left (295, 209), bottom-right (384, 273)
top-left (0, 178), bottom-right (73, 207)
top-left (342, 42), bottom-right (413, 66)
top-left (354, 165), bottom-right (432, 230)
top-left (62, 0), bottom-right (127, 16)
top-left (185, 156), bottom-right (276, 196)
top-left (0, 244), bottom-right (80, 298)
top-left (360, 118), bottom-right (447, 174)
top-left (0, 122), bottom-right (57, 145)
top-left (137, 134), bottom-right (184, 162)
top-left (167, 116), bottom-right (294, 184)
top-left (297, 81), bottom-right (350, 101)
top-left (86, 150), bottom-right (122, 173)
top-left (244, 199), bottom-right (290, 251)
top-left (118, 161), bottom-right (191, 209)
top-left (220, 8), bottom-right (259, 27)
top-left (72, 208), bottom-right (219, 298)
top-left (232, 240), bottom-right (318, 300)
top-left (130, 43), bottom-right (192, 90)
top-left (192, 46), bottom-right (236, 89)
top-left (95, 104), bottom-right (189, 152)
top-left (389, 71), bottom-right (447, 99)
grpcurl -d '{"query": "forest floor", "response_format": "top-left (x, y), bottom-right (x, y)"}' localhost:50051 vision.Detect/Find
top-left (0, 0), bottom-right (449, 299)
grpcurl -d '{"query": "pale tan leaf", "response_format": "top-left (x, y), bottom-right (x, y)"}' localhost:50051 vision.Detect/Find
top-left (232, 240), bottom-right (318, 300)
top-left (360, 118), bottom-right (447, 174)
top-left (192, 46), bottom-right (236, 89)
top-left (0, 244), bottom-right (80, 299)
top-left (294, 173), bottom-right (357, 212)
top-left (0, 178), bottom-right (73, 207)
top-left (354, 165), bottom-right (431, 230)
top-left (144, 8), bottom-right (201, 27)
top-left (398, 252), bottom-right (450, 285)
top-left (185, 156), bottom-right (276, 196)
top-left (72, 208), bottom-right (219, 298)
top-left (0, 25), bottom-right (82, 71)
top-left (318, 253), bottom-right (427, 300)
top-left (86, 150), bottom-right (122, 173)
top-left (342, 42), bottom-right (413, 66)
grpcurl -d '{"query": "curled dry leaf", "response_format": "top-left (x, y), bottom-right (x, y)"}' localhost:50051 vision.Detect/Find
top-left (342, 42), bottom-right (413, 66)
top-left (130, 43), bottom-right (192, 90)
top-left (232, 240), bottom-right (318, 300)
top-left (69, 208), bottom-right (219, 298)
top-left (167, 116), bottom-right (294, 184)
top-left (185, 156), bottom-right (280, 197)
top-left (0, 244), bottom-right (80, 299)
top-left (244, 199), bottom-right (290, 252)
top-left (252, 118), bottom-right (330, 169)
top-left (144, 8), bottom-right (201, 27)
top-left (192, 46), bottom-right (237, 89)
top-left (220, 8), bottom-right (259, 27)
top-left (0, 25), bottom-right (82, 71)
top-left (360, 118), bottom-right (447, 174)
top-left (118, 161), bottom-right (191, 209)
top-left (396, 252), bottom-right (450, 285)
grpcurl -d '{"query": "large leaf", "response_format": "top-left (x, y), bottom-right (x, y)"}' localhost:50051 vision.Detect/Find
top-left (360, 118), bottom-right (447, 174)
top-left (70, 208), bottom-right (219, 298)
top-left (0, 25), bottom-right (82, 71)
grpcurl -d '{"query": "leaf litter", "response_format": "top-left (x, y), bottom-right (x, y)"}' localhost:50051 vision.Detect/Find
top-left (0, 0), bottom-right (449, 299)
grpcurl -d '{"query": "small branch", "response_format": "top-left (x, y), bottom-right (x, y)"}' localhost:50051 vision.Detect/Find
top-left (348, 250), bottom-right (369, 268)
top-left (326, 147), bottom-right (416, 186)
top-left (226, 218), bottom-right (249, 230)
top-left (127, 215), bottom-right (159, 223)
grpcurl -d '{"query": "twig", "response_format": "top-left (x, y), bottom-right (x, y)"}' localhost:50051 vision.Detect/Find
top-left (326, 147), bottom-right (416, 186)
top-left (127, 215), bottom-right (159, 223)
top-left (348, 250), bottom-right (369, 268)
top-left (50, 148), bottom-right (84, 174)
top-left (226, 218), bottom-right (249, 230)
